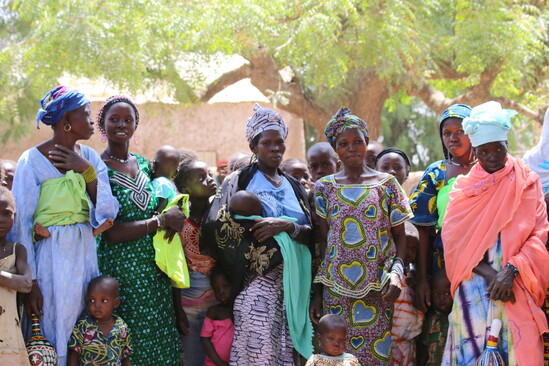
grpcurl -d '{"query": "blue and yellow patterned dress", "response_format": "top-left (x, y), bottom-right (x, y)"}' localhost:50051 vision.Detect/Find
top-left (97, 154), bottom-right (180, 365)
top-left (313, 174), bottom-right (413, 365)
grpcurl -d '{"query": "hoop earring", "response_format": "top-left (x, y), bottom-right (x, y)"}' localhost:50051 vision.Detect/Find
top-left (64, 124), bottom-right (72, 132)
top-left (133, 134), bottom-right (140, 145)
top-left (100, 132), bottom-right (107, 143)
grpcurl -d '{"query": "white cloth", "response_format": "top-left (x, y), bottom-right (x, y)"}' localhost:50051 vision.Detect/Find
top-left (11, 145), bottom-right (118, 364)
top-left (523, 107), bottom-right (549, 192)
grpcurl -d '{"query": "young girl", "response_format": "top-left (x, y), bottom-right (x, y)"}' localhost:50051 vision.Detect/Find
top-left (68, 275), bottom-right (131, 366)
top-left (305, 314), bottom-right (360, 365)
top-left (311, 107), bottom-right (412, 365)
top-left (200, 267), bottom-right (235, 366)
top-left (173, 158), bottom-right (218, 366)
top-left (0, 186), bottom-right (32, 365)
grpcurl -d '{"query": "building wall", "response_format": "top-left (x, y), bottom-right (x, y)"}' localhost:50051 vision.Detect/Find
top-left (0, 102), bottom-right (306, 168)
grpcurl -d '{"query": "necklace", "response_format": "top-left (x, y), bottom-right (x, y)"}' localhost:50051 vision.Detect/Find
top-left (95, 318), bottom-right (114, 324)
top-left (261, 171), bottom-right (283, 186)
top-left (448, 157), bottom-right (477, 168)
top-left (108, 154), bottom-right (130, 163)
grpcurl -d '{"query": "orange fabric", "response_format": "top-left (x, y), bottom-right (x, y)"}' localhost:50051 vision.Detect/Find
top-left (442, 155), bottom-right (549, 365)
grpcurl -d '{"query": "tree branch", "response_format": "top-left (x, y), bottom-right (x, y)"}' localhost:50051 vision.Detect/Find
top-left (201, 63), bottom-right (252, 102)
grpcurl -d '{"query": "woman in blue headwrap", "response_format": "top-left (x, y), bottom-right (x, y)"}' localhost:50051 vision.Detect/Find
top-left (12, 85), bottom-right (119, 366)
top-left (310, 107), bottom-right (413, 365)
top-left (408, 104), bottom-right (476, 313)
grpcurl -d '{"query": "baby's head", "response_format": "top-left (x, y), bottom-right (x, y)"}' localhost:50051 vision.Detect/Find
top-left (431, 267), bottom-right (452, 314)
top-left (280, 158), bottom-right (311, 190)
top-left (87, 275), bottom-right (120, 322)
top-left (0, 160), bottom-right (16, 191)
top-left (210, 266), bottom-right (232, 305)
top-left (230, 191), bottom-right (263, 217)
top-left (318, 314), bottom-right (347, 357)
top-left (404, 222), bottom-right (419, 266)
top-left (152, 145), bottom-right (181, 180)
top-left (0, 186), bottom-right (15, 238)
top-left (375, 147), bottom-right (411, 185)
top-left (306, 142), bottom-right (339, 182)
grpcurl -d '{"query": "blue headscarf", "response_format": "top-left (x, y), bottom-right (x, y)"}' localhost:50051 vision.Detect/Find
top-left (438, 104), bottom-right (472, 159)
top-left (36, 85), bottom-right (90, 128)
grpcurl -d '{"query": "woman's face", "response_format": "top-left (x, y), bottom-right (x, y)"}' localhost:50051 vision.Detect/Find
top-left (441, 117), bottom-right (471, 159)
top-left (334, 128), bottom-right (368, 168)
top-left (474, 141), bottom-right (508, 174)
top-left (250, 130), bottom-right (286, 170)
top-left (103, 102), bottom-right (137, 143)
top-left (66, 104), bottom-right (95, 141)
top-left (376, 152), bottom-right (410, 185)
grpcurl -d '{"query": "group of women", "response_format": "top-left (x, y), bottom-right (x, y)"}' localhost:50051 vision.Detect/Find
top-left (8, 84), bottom-right (549, 366)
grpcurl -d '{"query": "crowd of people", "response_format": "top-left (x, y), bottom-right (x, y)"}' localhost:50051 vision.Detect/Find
top-left (0, 84), bottom-right (548, 366)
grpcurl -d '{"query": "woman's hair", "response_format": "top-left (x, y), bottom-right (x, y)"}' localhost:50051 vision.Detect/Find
top-left (374, 147), bottom-right (411, 168)
top-left (96, 95), bottom-right (140, 134)
top-left (0, 186), bottom-right (15, 209)
top-left (173, 158), bottom-right (198, 193)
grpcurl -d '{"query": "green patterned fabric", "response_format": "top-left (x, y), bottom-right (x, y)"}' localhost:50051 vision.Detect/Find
top-left (97, 154), bottom-right (180, 366)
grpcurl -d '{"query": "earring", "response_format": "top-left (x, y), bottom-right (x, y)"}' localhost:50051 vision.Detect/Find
top-left (64, 124), bottom-right (72, 132)
top-left (133, 134), bottom-right (140, 145)
top-left (100, 132), bottom-right (107, 143)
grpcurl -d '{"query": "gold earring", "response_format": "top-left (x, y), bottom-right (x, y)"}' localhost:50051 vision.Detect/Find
top-left (64, 124), bottom-right (72, 132)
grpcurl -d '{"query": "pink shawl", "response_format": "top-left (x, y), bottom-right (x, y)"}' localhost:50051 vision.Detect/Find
top-left (442, 155), bottom-right (549, 365)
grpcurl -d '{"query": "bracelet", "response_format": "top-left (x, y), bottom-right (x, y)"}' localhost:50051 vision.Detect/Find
top-left (32, 280), bottom-right (38, 286)
top-left (505, 263), bottom-right (519, 277)
top-left (290, 223), bottom-right (300, 239)
top-left (155, 214), bottom-right (166, 231)
top-left (145, 219), bottom-right (150, 234)
top-left (82, 165), bottom-right (97, 183)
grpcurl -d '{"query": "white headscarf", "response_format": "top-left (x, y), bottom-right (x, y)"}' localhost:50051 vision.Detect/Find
top-left (523, 106), bottom-right (549, 192)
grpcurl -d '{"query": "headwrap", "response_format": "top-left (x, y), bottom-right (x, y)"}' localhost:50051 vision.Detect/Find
top-left (36, 86), bottom-right (90, 128)
top-left (324, 107), bottom-right (368, 145)
top-left (245, 103), bottom-right (288, 143)
top-left (523, 107), bottom-right (549, 192)
top-left (438, 104), bottom-right (472, 159)
top-left (462, 101), bottom-right (516, 147)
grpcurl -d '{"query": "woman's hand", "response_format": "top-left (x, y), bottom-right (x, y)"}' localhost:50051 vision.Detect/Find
top-left (162, 206), bottom-right (186, 243)
top-left (310, 288), bottom-right (323, 325)
top-left (413, 277), bottom-right (431, 312)
top-left (25, 283), bottom-right (44, 316)
top-left (48, 144), bottom-right (91, 173)
top-left (250, 218), bottom-right (293, 242)
top-left (487, 266), bottom-right (516, 303)
top-left (381, 283), bottom-right (402, 303)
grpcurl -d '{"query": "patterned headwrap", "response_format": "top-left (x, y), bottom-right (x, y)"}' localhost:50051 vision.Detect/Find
top-left (438, 104), bottom-right (472, 159)
top-left (462, 101), bottom-right (516, 147)
top-left (324, 107), bottom-right (368, 145)
top-left (35, 85), bottom-right (90, 128)
top-left (245, 103), bottom-right (288, 143)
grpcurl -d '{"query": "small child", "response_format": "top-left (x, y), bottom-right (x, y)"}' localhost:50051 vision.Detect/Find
top-left (391, 222), bottom-right (424, 366)
top-left (151, 145), bottom-right (181, 212)
top-left (374, 147), bottom-right (411, 186)
top-left (306, 314), bottom-right (360, 366)
top-left (200, 267), bottom-right (235, 366)
top-left (68, 275), bottom-right (131, 366)
top-left (0, 159), bottom-right (16, 190)
top-left (280, 158), bottom-right (312, 191)
top-left (418, 267), bottom-right (452, 366)
top-left (306, 142), bottom-right (340, 182)
top-left (0, 186), bottom-right (32, 365)
top-left (230, 190), bottom-right (263, 217)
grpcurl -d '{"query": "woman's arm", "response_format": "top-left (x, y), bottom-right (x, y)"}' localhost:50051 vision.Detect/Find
top-left (0, 243), bottom-right (32, 293)
top-left (309, 216), bottom-right (328, 325)
top-left (172, 288), bottom-right (189, 336)
top-left (381, 223), bottom-right (406, 303)
top-left (102, 206), bottom-right (185, 244)
top-left (413, 225), bottom-right (434, 312)
top-left (249, 218), bottom-right (311, 244)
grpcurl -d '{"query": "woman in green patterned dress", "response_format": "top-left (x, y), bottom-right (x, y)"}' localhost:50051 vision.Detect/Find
top-left (95, 96), bottom-right (187, 365)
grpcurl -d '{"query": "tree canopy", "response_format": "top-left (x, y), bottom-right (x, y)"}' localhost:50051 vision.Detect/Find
top-left (1, 0), bottom-right (547, 144)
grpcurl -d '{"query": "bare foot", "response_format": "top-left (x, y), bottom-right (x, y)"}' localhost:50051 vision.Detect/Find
top-left (93, 219), bottom-right (113, 236)
top-left (34, 222), bottom-right (50, 240)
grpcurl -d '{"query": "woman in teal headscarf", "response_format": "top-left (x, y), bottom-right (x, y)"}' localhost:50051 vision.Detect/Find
top-left (12, 85), bottom-right (119, 366)
top-left (408, 104), bottom-right (475, 313)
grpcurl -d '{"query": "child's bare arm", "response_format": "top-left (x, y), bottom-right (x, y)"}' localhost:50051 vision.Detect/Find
top-left (121, 357), bottom-right (131, 366)
top-left (201, 337), bottom-right (229, 366)
top-left (67, 349), bottom-right (79, 366)
top-left (0, 243), bottom-right (32, 293)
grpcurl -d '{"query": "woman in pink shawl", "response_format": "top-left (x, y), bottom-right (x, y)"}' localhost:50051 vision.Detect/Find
top-left (441, 101), bottom-right (549, 365)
